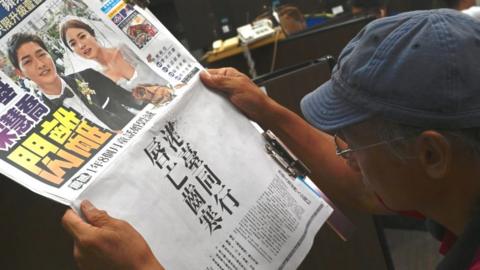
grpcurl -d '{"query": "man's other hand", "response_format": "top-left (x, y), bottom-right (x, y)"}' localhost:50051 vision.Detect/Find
top-left (62, 200), bottom-right (164, 270)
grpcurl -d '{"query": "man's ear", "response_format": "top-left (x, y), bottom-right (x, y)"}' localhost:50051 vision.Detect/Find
top-left (15, 68), bottom-right (24, 78)
top-left (415, 131), bottom-right (451, 179)
top-left (379, 8), bottom-right (387, 18)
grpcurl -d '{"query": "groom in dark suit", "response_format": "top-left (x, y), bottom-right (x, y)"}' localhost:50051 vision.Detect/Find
top-left (7, 33), bottom-right (144, 131)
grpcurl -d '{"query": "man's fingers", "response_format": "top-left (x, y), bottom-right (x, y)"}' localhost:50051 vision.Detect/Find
top-left (62, 209), bottom-right (93, 240)
top-left (202, 68), bottom-right (224, 76)
top-left (200, 70), bottom-right (243, 94)
top-left (205, 68), bottom-right (241, 77)
top-left (210, 68), bottom-right (247, 80)
top-left (200, 71), bottom-right (226, 91)
top-left (81, 200), bottom-right (112, 227)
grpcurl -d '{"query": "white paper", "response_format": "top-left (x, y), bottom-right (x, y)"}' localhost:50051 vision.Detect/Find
top-left (74, 79), bottom-right (333, 269)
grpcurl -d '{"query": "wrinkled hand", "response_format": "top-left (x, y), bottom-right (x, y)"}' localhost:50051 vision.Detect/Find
top-left (62, 200), bottom-right (164, 270)
top-left (200, 68), bottom-right (278, 124)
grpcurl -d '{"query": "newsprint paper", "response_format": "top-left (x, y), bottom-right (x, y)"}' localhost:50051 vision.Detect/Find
top-left (0, 0), bottom-right (333, 269)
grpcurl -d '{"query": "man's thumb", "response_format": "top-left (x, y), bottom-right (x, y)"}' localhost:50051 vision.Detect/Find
top-left (81, 200), bottom-right (112, 227)
top-left (62, 209), bottom-right (92, 239)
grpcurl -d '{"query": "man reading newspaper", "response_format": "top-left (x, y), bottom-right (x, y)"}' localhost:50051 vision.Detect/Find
top-left (63, 9), bottom-right (480, 270)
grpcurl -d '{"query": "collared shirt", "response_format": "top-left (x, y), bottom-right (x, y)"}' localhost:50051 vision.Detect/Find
top-left (397, 213), bottom-right (480, 269)
top-left (437, 230), bottom-right (480, 270)
top-left (42, 79), bottom-right (109, 129)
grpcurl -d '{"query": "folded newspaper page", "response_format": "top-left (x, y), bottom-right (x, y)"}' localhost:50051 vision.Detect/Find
top-left (0, 0), bottom-right (333, 269)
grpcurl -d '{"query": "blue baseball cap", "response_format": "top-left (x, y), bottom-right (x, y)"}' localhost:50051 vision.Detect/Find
top-left (301, 9), bottom-right (480, 132)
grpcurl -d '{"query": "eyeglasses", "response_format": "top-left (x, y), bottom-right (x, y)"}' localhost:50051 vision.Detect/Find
top-left (334, 134), bottom-right (405, 159)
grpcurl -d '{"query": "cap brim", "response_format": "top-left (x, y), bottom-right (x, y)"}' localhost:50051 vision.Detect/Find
top-left (300, 80), bottom-right (373, 133)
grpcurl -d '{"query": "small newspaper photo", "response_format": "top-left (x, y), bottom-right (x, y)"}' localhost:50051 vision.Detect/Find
top-left (0, 0), bottom-right (333, 269)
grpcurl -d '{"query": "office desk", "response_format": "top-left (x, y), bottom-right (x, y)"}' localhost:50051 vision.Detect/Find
top-left (203, 15), bottom-right (375, 77)
top-left (203, 30), bottom-right (286, 64)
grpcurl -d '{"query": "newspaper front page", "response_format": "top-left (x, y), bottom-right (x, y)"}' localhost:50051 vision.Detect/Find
top-left (0, 0), bottom-right (333, 269)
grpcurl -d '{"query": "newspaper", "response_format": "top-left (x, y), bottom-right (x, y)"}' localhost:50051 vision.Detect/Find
top-left (0, 0), bottom-right (333, 269)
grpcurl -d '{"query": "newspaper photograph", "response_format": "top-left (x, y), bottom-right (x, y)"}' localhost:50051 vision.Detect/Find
top-left (0, 0), bottom-right (201, 203)
top-left (0, 0), bottom-right (334, 269)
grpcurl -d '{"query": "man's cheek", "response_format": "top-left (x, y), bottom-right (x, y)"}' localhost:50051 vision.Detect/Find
top-left (361, 175), bottom-right (371, 187)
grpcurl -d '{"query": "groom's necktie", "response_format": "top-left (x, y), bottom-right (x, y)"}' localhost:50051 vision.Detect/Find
top-left (50, 87), bottom-right (74, 107)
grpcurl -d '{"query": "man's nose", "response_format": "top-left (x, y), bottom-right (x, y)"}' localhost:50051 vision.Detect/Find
top-left (33, 57), bottom-right (46, 69)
